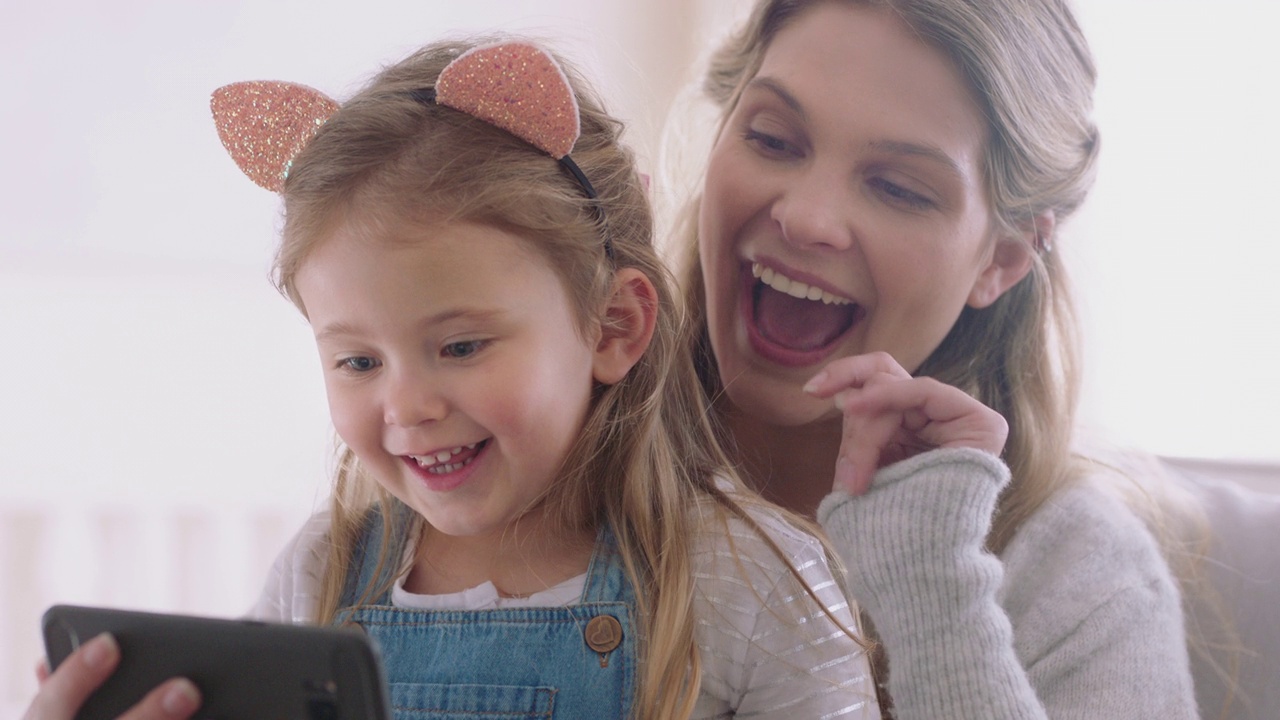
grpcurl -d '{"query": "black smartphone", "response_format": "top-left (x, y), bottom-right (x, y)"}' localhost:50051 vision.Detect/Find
top-left (42, 604), bottom-right (391, 720)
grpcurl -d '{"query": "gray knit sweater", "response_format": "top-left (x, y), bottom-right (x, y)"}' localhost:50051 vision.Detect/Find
top-left (817, 448), bottom-right (1198, 719)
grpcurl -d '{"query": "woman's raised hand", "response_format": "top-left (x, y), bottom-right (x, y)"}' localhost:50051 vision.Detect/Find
top-left (22, 633), bottom-right (200, 720)
top-left (804, 352), bottom-right (1009, 495)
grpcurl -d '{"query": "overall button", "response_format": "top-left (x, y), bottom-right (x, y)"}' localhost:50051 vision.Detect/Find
top-left (585, 615), bottom-right (623, 654)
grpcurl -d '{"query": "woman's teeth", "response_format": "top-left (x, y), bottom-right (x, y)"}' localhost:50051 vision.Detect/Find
top-left (752, 263), bottom-right (852, 305)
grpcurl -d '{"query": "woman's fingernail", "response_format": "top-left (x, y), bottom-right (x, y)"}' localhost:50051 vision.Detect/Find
top-left (162, 679), bottom-right (201, 715)
top-left (803, 372), bottom-right (828, 393)
top-left (82, 633), bottom-right (118, 669)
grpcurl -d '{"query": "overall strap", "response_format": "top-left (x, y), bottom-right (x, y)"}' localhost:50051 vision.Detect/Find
top-left (580, 522), bottom-right (635, 603)
top-left (339, 513), bottom-right (637, 609)
top-left (335, 503), bottom-right (411, 620)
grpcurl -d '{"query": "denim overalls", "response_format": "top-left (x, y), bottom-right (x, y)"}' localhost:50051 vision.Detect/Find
top-left (334, 509), bottom-right (638, 720)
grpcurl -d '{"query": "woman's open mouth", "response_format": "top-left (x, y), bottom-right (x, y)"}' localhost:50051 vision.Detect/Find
top-left (742, 262), bottom-right (863, 367)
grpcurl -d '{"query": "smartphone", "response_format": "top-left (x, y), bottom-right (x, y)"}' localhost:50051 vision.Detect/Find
top-left (42, 604), bottom-right (391, 720)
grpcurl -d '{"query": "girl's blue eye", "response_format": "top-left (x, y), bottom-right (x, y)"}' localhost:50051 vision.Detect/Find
top-left (340, 356), bottom-right (379, 372)
top-left (442, 340), bottom-right (484, 359)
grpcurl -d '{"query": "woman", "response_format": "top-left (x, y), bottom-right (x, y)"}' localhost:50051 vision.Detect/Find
top-left (672, 0), bottom-right (1198, 717)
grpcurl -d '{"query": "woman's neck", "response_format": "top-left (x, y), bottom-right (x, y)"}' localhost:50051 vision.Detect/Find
top-left (724, 403), bottom-right (843, 518)
top-left (404, 512), bottom-right (595, 598)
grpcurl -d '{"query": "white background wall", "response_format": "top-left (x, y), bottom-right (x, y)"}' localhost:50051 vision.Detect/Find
top-left (2, 0), bottom-right (1277, 714)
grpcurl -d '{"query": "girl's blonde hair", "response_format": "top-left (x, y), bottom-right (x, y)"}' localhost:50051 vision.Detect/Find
top-left (273, 38), bottom-right (866, 719)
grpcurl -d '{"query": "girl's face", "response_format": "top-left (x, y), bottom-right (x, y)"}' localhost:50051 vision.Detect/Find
top-left (295, 220), bottom-right (599, 542)
top-left (699, 2), bottom-right (1028, 427)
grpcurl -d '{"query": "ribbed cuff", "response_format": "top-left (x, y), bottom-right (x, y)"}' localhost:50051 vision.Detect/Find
top-left (817, 448), bottom-right (1045, 718)
top-left (817, 448), bottom-right (1009, 577)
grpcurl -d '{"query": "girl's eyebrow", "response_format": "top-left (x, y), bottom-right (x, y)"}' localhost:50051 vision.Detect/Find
top-left (314, 321), bottom-right (363, 343)
top-left (749, 75), bottom-right (966, 181)
top-left (314, 308), bottom-right (505, 343)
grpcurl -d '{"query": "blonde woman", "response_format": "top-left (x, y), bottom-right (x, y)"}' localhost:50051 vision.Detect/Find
top-left (671, 0), bottom-right (1198, 717)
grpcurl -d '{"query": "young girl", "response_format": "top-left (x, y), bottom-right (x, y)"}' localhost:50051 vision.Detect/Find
top-left (213, 39), bottom-right (876, 719)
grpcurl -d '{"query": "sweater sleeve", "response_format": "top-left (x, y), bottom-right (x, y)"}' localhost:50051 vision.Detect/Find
top-left (816, 447), bottom-right (1196, 720)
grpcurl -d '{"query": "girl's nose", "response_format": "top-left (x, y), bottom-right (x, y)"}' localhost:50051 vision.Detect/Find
top-left (771, 167), bottom-right (854, 252)
top-left (382, 370), bottom-right (446, 427)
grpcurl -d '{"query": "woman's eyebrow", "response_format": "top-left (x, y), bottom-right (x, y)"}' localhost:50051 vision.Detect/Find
top-left (745, 76), bottom-right (809, 122)
top-left (746, 77), bottom-right (965, 181)
top-left (868, 140), bottom-right (966, 181)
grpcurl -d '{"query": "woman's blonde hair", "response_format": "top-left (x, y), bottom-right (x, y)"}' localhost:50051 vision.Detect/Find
top-left (677, 2), bottom-right (1236, 714)
top-left (677, 0), bottom-right (1098, 554)
top-left (273, 37), bottom-right (866, 719)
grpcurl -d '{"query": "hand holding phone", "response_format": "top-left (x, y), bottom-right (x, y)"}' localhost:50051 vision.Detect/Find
top-left (27, 633), bottom-right (200, 720)
top-left (41, 605), bottom-right (391, 720)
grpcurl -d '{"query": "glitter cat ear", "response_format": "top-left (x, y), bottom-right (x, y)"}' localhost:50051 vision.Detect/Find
top-left (419, 41), bottom-right (610, 260)
top-left (433, 42), bottom-right (581, 159)
top-left (210, 81), bottom-right (340, 193)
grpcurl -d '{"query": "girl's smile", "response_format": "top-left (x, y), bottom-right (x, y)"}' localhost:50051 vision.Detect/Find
top-left (404, 439), bottom-right (489, 492)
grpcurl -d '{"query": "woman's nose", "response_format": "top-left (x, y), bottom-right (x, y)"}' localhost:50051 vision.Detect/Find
top-left (382, 369), bottom-right (446, 427)
top-left (771, 166), bottom-right (854, 251)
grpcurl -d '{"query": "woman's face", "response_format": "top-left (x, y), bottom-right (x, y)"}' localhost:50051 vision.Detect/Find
top-left (699, 1), bottom-right (1029, 427)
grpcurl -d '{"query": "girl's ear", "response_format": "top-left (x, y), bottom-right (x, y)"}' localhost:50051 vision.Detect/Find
top-left (967, 211), bottom-right (1053, 309)
top-left (593, 268), bottom-right (658, 385)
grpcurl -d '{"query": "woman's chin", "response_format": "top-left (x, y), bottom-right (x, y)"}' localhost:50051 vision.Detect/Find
top-left (722, 378), bottom-right (839, 428)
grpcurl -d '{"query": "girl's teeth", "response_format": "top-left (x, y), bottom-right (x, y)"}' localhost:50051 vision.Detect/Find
top-left (751, 263), bottom-right (852, 306)
top-left (412, 442), bottom-right (482, 469)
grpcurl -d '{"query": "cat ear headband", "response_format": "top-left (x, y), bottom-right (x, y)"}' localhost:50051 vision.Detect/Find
top-left (211, 42), bottom-right (609, 255)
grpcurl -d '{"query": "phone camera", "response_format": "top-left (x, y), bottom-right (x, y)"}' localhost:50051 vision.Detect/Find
top-left (307, 698), bottom-right (339, 720)
top-left (304, 677), bottom-right (340, 720)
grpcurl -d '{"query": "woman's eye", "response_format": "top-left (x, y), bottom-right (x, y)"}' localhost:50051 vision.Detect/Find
top-left (870, 177), bottom-right (934, 210)
top-left (442, 340), bottom-right (485, 359)
top-left (744, 129), bottom-right (798, 158)
top-left (339, 356), bottom-right (380, 372)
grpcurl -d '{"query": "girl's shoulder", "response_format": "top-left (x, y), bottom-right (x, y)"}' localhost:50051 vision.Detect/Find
top-left (685, 483), bottom-right (855, 636)
top-left (687, 484), bottom-right (876, 715)
top-left (688, 485), bottom-right (835, 587)
top-left (248, 510), bottom-right (332, 624)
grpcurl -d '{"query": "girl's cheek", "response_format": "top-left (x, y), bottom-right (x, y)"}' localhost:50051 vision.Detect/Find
top-left (327, 396), bottom-right (370, 444)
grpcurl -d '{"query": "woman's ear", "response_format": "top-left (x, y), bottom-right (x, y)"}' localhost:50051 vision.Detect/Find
top-left (593, 268), bottom-right (659, 385)
top-left (967, 211), bottom-right (1054, 309)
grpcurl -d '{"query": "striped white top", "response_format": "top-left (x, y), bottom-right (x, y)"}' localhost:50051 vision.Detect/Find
top-left (251, 498), bottom-right (879, 719)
